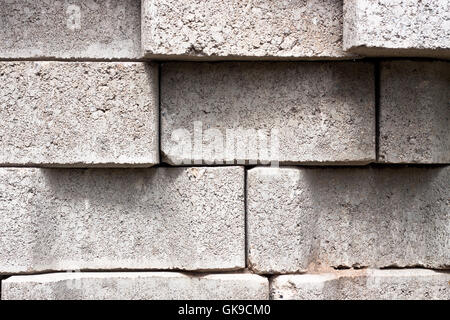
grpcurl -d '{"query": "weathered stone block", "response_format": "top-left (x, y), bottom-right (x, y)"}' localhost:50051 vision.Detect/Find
top-left (2, 272), bottom-right (268, 300)
top-left (0, 167), bottom-right (245, 273)
top-left (247, 167), bottom-right (449, 274)
top-left (271, 269), bottom-right (450, 300)
top-left (379, 61), bottom-right (450, 164)
top-left (0, 0), bottom-right (141, 59)
top-left (343, 0), bottom-right (450, 58)
top-left (161, 62), bottom-right (375, 165)
top-left (142, 0), bottom-right (355, 60)
top-left (0, 62), bottom-right (159, 167)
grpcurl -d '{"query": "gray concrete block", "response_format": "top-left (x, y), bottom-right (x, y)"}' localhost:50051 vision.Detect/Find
top-left (379, 61), bottom-right (450, 164)
top-left (0, 62), bottom-right (159, 167)
top-left (0, 167), bottom-right (245, 274)
top-left (343, 0), bottom-right (450, 58)
top-left (161, 62), bottom-right (375, 165)
top-left (247, 167), bottom-right (449, 274)
top-left (142, 0), bottom-right (356, 60)
top-left (271, 269), bottom-right (450, 300)
top-left (0, 0), bottom-right (141, 59)
top-left (2, 272), bottom-right (268, 300)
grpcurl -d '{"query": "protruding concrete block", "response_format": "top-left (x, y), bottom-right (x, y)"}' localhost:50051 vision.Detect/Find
top-left (0, 167), bottom-right (245, 274)
top-left (2, 272), bottom-right (268, 300)
top-left (379, 61), bottom-right (450, 164)
top-left (161, 62), bottom-right (375, 165)
top-left (0, 0), bottom-right (141, 59)
top-left (247, 167), bottom-right (449, 274)
top-left (0, 62), bottom-right (159, 167)
top-left (142, 0), bottom-right (356, 60)
top-left (343, 0), bottom-right (450, 58)
top-left (271, 269), bottom-right (450, 300)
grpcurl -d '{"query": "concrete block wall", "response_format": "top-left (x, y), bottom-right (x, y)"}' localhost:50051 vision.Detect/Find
top-left (0, 0), bottom-right (448, 300)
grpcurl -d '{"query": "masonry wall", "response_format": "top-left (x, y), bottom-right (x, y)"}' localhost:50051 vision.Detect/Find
top-left (0, 0), bottom-right (448, 300)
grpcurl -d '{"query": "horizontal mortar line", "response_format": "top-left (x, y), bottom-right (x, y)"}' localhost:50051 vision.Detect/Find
top-left (152, 57), bottom-right (364, 63)
top-left (0, 165), bottom-right (159, 169)
top-left (158, 162), bottom-right (377, 168)
top-left (2, 267), bottom-right (448, 279)
top-left (242, 163), bottom-right (450, 169)
top-left (0, 164), bottom-right (371, 169)
top-left (0, 163), bottom-right (448, 170)
top-left (153, 57), bottom-right (449, 63)
top-left (158, 163), bottom-right (450, 169)
top-left (0, 57), bottom-right (362, 63)
top-left (262, 268), bottom-right (450, 277)
top-left (0, 58), bottom-right (152, 63)
top-left (3, 57), bottom-right (446, 64)
top-left (0, 268), bottom-right (256, 278)
top-left (0, 164), bottom-right (243, 169)
top-left (0, 57), bottom-right (449, 64)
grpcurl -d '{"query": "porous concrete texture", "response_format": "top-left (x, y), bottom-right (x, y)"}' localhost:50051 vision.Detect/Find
top-left (2, 272), bottom-right (268, 300)
top-left (379, 61), bottom-right (450, 164)
top-left (271, 269), bottom-right (450, 300)
top-left (142, 0), bottom-right (355, 60)
top-left (247, 166), bottom-right (449, 274)
top-left (0, 0), bottom-right (141, 60)
top-left (343, 0), bottom-right (450, 58)
top-left (0, 61), bottom-right (159, 167)
top-left (161, 62), bottom-right (375, 165)
top-left (0, 167), bottom-right (245, 274)
top-left (0, 0), bottom-right (448, 302)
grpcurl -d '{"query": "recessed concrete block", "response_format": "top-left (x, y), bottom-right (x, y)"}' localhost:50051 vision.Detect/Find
top-left (343, 0), bottom-right (450, 58)
top-left (0, 62), bottom-right (159, 167)
top-left (0, 167), bottom-right (245, 274)
top-left (2, 272), bottom-right (268, 300)
top-left (161, 62), bottom-right (375, 165)
top-left (271, 269), bottom-right (450, 300)
top-left (0, 0), bottom-right (141, 59)
top-left (142, 0), bottom-right (356, 60)
top-left (379, 61), bottom-right (450, 164)
top-left (247, 167), bottom-right (449, 274)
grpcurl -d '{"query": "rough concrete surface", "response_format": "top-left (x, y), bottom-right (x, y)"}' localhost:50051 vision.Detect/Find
top-left (161, 62), bottom-right (375, 165)
top-left (343, 0), bottom-right (450, 58)
top-left (2, 272), bottom-right (268, 300)
top-left (0, 61), bottom-right (159, 167)
top-left (0, 0), bottom-right (141, 59)
top-left (271, 269), bottom-right (450, 300)
top-left (247, 167), bottom-right (449, 274)
top-left (379, 61), bottom-right (450, 164)
top-left (0, 167), bottom-right (245, 274)
top-left (142, 0), bottom-right (356, 60)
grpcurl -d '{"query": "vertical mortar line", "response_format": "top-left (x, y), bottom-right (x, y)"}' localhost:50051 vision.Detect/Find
top-left (267, 275), bottom-right (273, 300)
top-left (0, 276), bottom-right (7, 300)
top-left (374, 60), bottom-right (380, 162)
top-left (244, 167), bottom-right (248, 269)
top-left (158, 62), bottom-right (162, 164)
